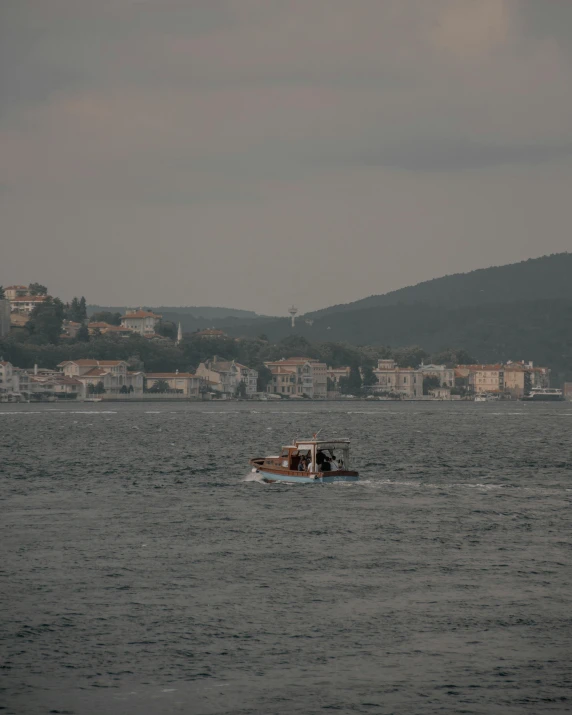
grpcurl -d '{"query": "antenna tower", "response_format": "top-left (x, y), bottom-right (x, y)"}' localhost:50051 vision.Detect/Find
top-left (288, 305), bottom-right (298, 328)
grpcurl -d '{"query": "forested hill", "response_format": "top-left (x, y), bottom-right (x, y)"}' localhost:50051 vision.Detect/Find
top-left (222, 298), bottom-right (572, 383)
top-left (306, 253), bottom-right (572, 318)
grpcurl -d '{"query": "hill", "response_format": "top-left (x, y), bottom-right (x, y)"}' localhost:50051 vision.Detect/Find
top-left (221, 299), bottom-right (572, 385)
top-left (87, 305), bottom-right (261, 319)
top-left (306, 253), bottom-right (572, 318)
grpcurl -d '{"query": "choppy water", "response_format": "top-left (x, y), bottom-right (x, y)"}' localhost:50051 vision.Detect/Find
top-left (1, 401), bottom-right (572, 715)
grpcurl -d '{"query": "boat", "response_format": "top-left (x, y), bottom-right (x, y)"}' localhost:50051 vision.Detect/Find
top-left (474, 393), bottom-right (499, 402)
top-left (521, 387), bottom-right (564, 402)
top-left (250, 437), bottom-right (359, 484)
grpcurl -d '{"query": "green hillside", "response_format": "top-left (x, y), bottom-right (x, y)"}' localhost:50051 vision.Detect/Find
top-left (307, 253), bottom-right (572, 317)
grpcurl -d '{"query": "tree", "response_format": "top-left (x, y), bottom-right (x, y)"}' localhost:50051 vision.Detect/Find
top-left (361, 365), bottom-right (377, 386)
top-left (68, 297), bottom-right (80, 322)
top-left (76, 324), bottom-right (90, 342)
top-left (28, 283), bottom-right (48, 296)
top-left (257, 365), bottom-right (273, 392)
top-left (91, 311), bottom-right (122, 326)
top-left (430, 347), bottom-right (477, 367)
top-left (78, 297), bottom-right (87, 322)
top-left (393, 345), bottom-right (428, 368)
top-left (235, 380), bottom-right (247, 399)
top-left (423, 375), bottom-right (441, 395)
top-left (94, 381), bottom-right (106, 394)
top-left (340, 366), bottom-right (362, 394)
top-left (155, 320), bottom-right (177, 340)
top-left (120, 384), bottom-right (129, 394)
top-left (87, 383), bottom-right (96, 394)
top-left (524, 371), bottom-right (532, 395)
top-left (148, 379), bottom-right (170, 393)
top-left (27, 297), bottom-right (65, 344)
top-left (0, 286), bottom-right (5, 299)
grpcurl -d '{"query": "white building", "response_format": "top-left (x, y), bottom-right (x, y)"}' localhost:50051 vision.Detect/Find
top-left (9, 295), bottom-right (50, 314)
top-left (120, 309), bottom-right (162, 336)
top-left (373, 359), bottom-right (423, 398)
top-left (418, 364), bottom-right (455, 387)
top-left (0, 361), bottom-right (19, 396)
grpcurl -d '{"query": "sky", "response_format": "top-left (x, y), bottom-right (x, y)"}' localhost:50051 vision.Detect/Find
top-left (1, 0), bottom-right (572, 315)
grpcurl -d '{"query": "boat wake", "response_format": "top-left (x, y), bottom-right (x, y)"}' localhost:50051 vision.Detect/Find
top-left (242, 470), bottom-right (265, 483)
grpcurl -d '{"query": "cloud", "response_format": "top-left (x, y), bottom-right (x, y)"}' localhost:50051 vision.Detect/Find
top-left (1, 1), bottom-right (572, 312)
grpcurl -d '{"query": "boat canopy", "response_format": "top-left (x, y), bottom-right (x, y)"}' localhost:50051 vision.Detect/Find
top-left (295, 439), bottom-right (350, 451)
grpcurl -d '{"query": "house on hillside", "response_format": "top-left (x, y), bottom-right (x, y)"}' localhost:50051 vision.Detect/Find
top-left (120, 309), bottom-right (161, 336)
top-left (194, 329), bottom-right (228, 339)
top-left (9, 295), bottom-right (50, 314)
top-left (4, 285), bottom-right (28, 300)
top-left (88, 322), bottom-right (134, 337)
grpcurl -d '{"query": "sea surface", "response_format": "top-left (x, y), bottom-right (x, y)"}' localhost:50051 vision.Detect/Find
top-left (1, 401), bottom-right (572, 715)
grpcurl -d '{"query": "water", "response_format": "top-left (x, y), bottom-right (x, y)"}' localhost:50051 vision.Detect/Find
top-left (1, 401), bottom-right (572, 714)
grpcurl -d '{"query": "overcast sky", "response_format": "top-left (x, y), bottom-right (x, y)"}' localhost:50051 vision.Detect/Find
top-left (1, 1), bottom-right (571, 315)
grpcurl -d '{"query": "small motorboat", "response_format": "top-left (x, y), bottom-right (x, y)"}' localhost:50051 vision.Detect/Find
top-left (250, 436), bottom-right (359, 484)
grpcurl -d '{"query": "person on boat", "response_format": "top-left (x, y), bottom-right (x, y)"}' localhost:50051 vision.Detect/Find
top-left (298, 456), bottom-right (307, 472)
top-left (321, 457), bottom-right (331, 472)
top-left (316, 450), bottom-right (325, 467)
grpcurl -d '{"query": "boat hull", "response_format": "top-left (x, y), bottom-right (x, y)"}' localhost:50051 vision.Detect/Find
top-left (255, 469), bottom-right (359, 484)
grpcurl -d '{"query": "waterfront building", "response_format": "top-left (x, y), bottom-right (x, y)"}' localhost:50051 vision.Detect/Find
top-left (58, 359), bottom-right (144, 395)
top-left (418, 364), bottom-right (455, 387)
top-left (0, 361), bottom-right (19, 396)
top-left (372, 359), bottom-right (423, 398)
top-left (264, 358), bottom-right (328, 398)
top-left (145, 372), bottom-right (204, 397)
top-left (195, 357), bottom-right (258, 396)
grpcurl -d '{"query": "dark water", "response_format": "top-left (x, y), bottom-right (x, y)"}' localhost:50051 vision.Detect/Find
top-left (2, 401), bottom-right (572, 715)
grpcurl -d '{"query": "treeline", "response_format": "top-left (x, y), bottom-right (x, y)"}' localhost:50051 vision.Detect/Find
top-left (0, 331), bottom-right (474, 387)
